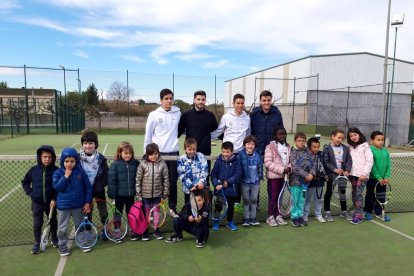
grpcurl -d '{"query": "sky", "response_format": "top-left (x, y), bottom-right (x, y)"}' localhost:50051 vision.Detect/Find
top-left (0, 0), bottom-right (413, 103)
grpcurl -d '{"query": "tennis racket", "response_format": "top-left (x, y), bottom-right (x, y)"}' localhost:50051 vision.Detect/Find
top-left (75, 216), bottom-right (98, 251)
top-left (315, 158), bottom-right (327, 200)
top-left (278, 174), bottom-right (292, 216)
top-left (104, 201), bottom-right (128, 243)
top-left (332, 175), bottom-right (352, 202)
top-left (189, 192), bottom-right (199, 218)
top-left (40, 207), bottom-right (54, 252)
top-left (212, 189), bottom-right (228, 221)
top-left (148, 199), bottom-right (168, 229)
top-left (375, 182), bottom-right (392, 222)
top-left (297, 157), bottom-right (313, 198)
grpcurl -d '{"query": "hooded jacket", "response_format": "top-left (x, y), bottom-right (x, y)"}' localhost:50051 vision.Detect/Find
top-left (289, 147), bottom-right (317, 186)
top-left (144, 105), bottom-right (181, 153)
top-left (264, 141), bottom-right (292, 179)
top-left (370, 145), bottom-right (391, 181)
top-left (211, 154), bottom-right (242, 197)
top-left (107, 158), bottom-right (139, 198)
top-left (22, 145), bottom-right (59, 204)
top-left (250, 105), bottom-right (284, 155)
top-left (322, 143), bottom-right (353, 181)
top-left (53, 148), bottom-right (92, 210)
top-left (136, 156), bottom-right (170, 199)
top-left (177, 152), bottom-right (209, 194)
top-left (349, 142), bottom-right (374, 178)
top-left (211, 110), bottom-right (251, 153)
top-left (238, 148), bottom-right (263, 185)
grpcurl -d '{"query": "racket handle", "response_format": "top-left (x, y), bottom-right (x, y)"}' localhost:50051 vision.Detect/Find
top-left (382, 209), bottom-right (385, 222)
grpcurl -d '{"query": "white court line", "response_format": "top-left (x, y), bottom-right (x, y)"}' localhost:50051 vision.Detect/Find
top-left (0, 185), bottom-right (20, 203)
top-left (370, 220), bottom-right (414, 241)
top-left (70, 143), bottom-right (77, 148)
top-left (102, 143), bottom-right (109, 155)
top-left (54, 227), bottom-right (76, 276)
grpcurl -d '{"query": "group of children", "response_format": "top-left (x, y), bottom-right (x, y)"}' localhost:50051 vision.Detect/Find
top-left (23, 127), bottom-right (391, 255)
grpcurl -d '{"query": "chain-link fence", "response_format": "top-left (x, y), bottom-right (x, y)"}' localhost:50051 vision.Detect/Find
top-left (0, 153), bottom-right (413, 247)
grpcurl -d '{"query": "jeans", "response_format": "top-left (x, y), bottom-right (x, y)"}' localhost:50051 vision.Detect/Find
top-left (241, 184), bottom-right (259, 220)
top-left (303, 186), bottom-right (323, 218)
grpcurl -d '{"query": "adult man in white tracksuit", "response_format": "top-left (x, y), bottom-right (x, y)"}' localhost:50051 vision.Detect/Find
top-left (144, 88), bottom-right (181, 215)
top-left (211, 93), bottom-right (251, 153)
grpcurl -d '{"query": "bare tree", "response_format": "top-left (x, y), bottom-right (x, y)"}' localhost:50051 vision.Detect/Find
top-left (108, 81), bottom-right (134, 106)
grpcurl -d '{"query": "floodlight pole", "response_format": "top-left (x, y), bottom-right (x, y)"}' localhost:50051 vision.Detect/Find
top-left (380, 0), bottom-right (392, 134)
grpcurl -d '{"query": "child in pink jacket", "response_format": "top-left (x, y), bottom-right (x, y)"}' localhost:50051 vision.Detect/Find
top-left (264, 127), bottom-right (291, 227)
top-left (347, 127), bottom-right (373, 224)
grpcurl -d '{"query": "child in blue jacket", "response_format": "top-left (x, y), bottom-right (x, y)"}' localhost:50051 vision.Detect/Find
top-left (53, 148), bottom-right (92, 256)
top-left (211, 141), bottom-right (242, 231)
top-left (22, 145), bottom-right (59, 254)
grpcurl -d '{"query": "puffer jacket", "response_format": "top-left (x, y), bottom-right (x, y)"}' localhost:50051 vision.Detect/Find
top-left (308, 151), bottom-right (327, 188)
top-left (264, 141), bottom-right (292, 179)
top-left (349, 142), bottom-right (374, 178)
top-left (210, 154), bottom-right (242, 197)
top-left (250, 105), bottom-right (284, 155)
top-left (107, 159), bottom-right (139, 198)
top-left (53, 148), bottom-right (92, 210)
top-left (238, 148), bottom-right (263, 185)
top-left (21, 145), bottom-right (59, 204)
top-left (177, 152), bottom-right (209, 194)
top-left (136, 157), bottom-right (169, 199)
top-left (289, 147), bottom-right (316, 186)
top-left (322, 143), bottom-right (352, 181)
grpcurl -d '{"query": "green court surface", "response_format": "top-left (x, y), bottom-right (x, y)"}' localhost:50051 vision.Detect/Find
top-left (1, 213), bottom-right (413, 276)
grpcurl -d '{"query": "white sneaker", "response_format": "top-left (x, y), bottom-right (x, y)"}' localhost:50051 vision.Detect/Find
top-left (340, 211), bottom-right (353, 221)
top-left (302, 215), bottom-right (309, 222)
top-left (275, 215), bottom-right (287, 225)
top-left (82, 248), bottom-right (91, 253)
top-left (168, 209), bottom-right (179, 218)
top-left (324, 212), bottom-right (334, 222)
top-left (316, 216), bottom-right (326, 223)
top-left (266, 216), bottom-right (278, 227)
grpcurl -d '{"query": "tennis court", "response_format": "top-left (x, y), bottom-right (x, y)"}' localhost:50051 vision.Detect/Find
top-left (0, 134), bottom-right (414, 275)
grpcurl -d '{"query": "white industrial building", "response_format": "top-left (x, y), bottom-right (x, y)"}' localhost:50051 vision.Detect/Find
top-left (225, 52), bottom-right (414, 145)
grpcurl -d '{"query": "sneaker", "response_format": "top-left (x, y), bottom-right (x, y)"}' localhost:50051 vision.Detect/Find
top-left (266, 216), bottom-right (278, 227)
top-left (324, 212), bottom-right (334, 222)
top-left (169, 209), bottom-right (179, 218)
top-left (375, 213), bottom-right (391, 222)
top-left (340, 211), bottom-right (353, 221)
top-left (212, 219), bottom-right (219, 231)
top-left (299, 218), bottom-right (308, 227)
top-left (165, 234), bottom-right (184, 243)
top-left (350, 217), bottom-right (363, 225)
top-left (142, 232), bottom-right (150, 241)
top-left (250, 220), bottom-right (260, 226)
top-left (275, 215), bottom-right (287, 226)
top-left (226, 221), bottom-right (238, 231)
top-left (242, 219), bottom-right (250, 227)
top-left (302, 216), bottom-right (309, 222)
top-left (82, 248), bottom-right (91, 253)
top-left (31, 243), bottom-right (40, 254)
top-left (364, 212), bottom-right (372, 221)
top-left (51, 238), bottom-right (59, 248)
top-left (291, 219), bottom-right (301, 227)
top-left (316, 216), bottom-right (326, 223)
top-left (59, 246), bottom-right (70, 257)
top-left (196, 241), bottom-right (206, 248)
top-left (100, 229), bottom-right (108, 241)
top-left (153, 229), bottom-right (164, 240)
top-left (130, 234), bottom-right (141, 241)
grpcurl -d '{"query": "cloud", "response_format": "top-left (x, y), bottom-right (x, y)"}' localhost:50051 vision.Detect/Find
top-left (202, 59), bottom-right (229, 69)
top-left (74, 50), bottom-right (89, 58)
top-left (175, 53), bottom-right (215, 61)
top-left (0, 0), bottom-right (21, 10)
top-left (9, 0), bottom-right (414, 64)
top-left (121, 55), bottom-right (145, 63)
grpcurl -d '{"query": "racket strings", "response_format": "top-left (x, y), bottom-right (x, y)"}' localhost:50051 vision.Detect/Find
top-left (76, 225), bottom-right (97, 248)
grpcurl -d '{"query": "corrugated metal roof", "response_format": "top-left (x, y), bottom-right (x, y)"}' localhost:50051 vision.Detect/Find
top-left (225, 52), bottom-right (414, 82)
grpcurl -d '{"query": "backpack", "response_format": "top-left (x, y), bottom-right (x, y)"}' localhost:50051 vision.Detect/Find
top-left (128, 201), bottom-right (147, 234)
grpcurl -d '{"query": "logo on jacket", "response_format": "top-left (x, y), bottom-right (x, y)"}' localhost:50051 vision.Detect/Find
top-left (158, 118), bottom-right (163, 124)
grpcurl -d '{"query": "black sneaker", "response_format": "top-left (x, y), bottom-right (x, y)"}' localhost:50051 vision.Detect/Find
top-left (51, 238), bottom-right (59, 248)
top-left (59, 246), bottom-right (70, 257)
top-left (130, 234), bottom-right (141, 241)
top-left (299, 218), bottom-right (308, 227)
top-left (142, 232), bottom-right (150, 241)
top-left (153, 229), bottom-right (164, 240)
top-left (290, 219), bottom-right (301, 227)
top-left (165, 235), bottom-right (184, 243)
top-left (31, 243), bottom-right (40, 254)
top-left (196, 241), bottom-right (206, 248)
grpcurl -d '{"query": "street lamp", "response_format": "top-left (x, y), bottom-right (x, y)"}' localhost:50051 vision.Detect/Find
top-left (385, 13), bottom-right (404, 144)
top-left (58, 65), bottom-right (66, 97)
top-left (77, 78), bottom-right (82, 94)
